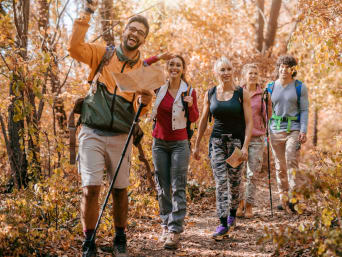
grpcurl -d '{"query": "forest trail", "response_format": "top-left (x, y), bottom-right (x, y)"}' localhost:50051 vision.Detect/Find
top-left (91, 171), bottom-right (311, 257)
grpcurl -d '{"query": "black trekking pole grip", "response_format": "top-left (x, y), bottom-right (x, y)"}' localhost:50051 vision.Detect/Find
top-left (264, 90), bottom-right (273, 217)
top-left (90, 103), bottom-right (145, 243)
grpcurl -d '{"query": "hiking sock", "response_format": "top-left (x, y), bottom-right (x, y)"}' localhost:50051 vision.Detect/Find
top-left (115, 227), bottom-right (125, 237)
top-left (219, 217), bottom-right (228, 227)
top-left (230, 209), bottom-right (237, 218)
top-left (84, 229), bottom-right (95, 241)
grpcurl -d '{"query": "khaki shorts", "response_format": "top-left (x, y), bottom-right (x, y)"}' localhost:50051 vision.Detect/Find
top-left (77, 126), bottom-right (132, 188)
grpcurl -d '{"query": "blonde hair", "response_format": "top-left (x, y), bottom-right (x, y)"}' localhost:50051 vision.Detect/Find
top-left (214, 56), bottom-right (232, 74)
top-left (240, 63), bottom-right (259, 87)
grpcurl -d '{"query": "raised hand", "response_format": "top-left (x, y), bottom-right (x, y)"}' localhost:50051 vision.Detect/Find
top-left (85, 0), bottom-right (98, 14)
top-left (157, 52), bottom-right (175, 61)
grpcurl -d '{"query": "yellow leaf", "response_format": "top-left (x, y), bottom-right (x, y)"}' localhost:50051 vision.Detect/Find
top-left (318, 243), bottom-right (326, 255)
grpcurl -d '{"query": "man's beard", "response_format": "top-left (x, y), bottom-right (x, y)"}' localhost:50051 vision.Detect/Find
top-left (123, 38), bottom-right (141, 51)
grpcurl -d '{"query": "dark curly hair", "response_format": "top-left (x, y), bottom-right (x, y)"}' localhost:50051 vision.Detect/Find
top-left (275, 54), bottom-right (298, 79)
top-left (125, 15), bottom-right (149, 38)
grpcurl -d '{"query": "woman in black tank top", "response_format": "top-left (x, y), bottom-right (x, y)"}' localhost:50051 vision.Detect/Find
top-left (193, 56), bottom-right (253, 240)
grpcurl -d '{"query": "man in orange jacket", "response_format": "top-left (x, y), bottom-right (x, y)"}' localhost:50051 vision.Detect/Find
top-left (68, 1), bottom-right (153, 256)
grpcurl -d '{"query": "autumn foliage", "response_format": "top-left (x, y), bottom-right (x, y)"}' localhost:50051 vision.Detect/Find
top-left (0, 0), bottom-right (341, 256)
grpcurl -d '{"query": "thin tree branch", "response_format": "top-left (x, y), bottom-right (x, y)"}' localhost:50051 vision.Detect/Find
top-left (256, 4), bottom-right (267, 25)
top-left (0, 52), bottom-right (11, 72)
top-left (58, 59), bottom-right (74, 94)
top-left (51, 0), bottom-right (71, 46)
top-left (0, 72), bottom-right (9, 79)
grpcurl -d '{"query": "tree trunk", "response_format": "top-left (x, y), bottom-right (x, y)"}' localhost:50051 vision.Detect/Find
top-left (8, 77), bottom-right (28, 188)
top-left (263, 0), bottom-right (282, 54)
top-left (256, 0), bottom-right (265, 52)
top-left (100, 0), bottom-right (116, 46)
top-left (7, 0), bottom-right (31, 188)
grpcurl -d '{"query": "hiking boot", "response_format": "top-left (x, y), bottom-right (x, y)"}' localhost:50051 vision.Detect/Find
top-left (277, 204), bottom-right (284, 211)
top-left (159, 227), bottom-right (168, 243)
top-left (164, 232), bottom-right (180, 249)
top-left (212, 225), bottom-right (229, 241)
top-left (236, 200), bottom-right (245, 217)
top-left (245, 202), bottom-right (253, 218)
top-left (113, 234), bottom-right (129, 257)
top-left (288, 202), bottom-right (297, 214)
top-left (82, 239), bottom-right (97, 257)
top-left (227, 216), bottom-right (236, 231)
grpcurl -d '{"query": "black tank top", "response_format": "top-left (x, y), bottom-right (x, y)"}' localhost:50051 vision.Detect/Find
top-left (209, 86), bottom-right (245, 143)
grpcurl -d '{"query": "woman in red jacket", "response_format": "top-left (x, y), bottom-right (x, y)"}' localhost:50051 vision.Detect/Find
top-left (151, 55), bottom-right (199, 249)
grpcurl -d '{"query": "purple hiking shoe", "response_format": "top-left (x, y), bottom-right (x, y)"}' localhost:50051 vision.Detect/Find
top-left (212, 225), bottom-right (229, 241)
top-left (227, 216), bottom-right (236, 231)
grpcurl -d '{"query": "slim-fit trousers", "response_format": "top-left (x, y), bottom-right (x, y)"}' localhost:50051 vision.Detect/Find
top-left (209, 136), bottom-right (243, 218)
top-left (152, 138), bottom-right (190, 233)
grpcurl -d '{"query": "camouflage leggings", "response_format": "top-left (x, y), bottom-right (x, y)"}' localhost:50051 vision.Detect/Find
top-left (209, 135), bottom-right (243, 218)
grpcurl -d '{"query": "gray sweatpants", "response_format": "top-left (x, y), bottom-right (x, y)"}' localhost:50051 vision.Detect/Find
top-left (209, 136), bottom-right (243, 218)
top-left (152, 138), bottom-right (190, 233)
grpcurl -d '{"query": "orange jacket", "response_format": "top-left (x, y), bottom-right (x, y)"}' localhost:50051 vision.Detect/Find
top-left (68, 12), bottom-right (150, 114)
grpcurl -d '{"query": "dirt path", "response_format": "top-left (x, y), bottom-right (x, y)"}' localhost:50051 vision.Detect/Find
top-left (93, 173), bottom-right (310, 257)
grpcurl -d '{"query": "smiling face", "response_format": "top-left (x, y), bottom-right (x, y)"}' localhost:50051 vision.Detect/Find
top-left (245, 66), bottom-right (259, 85)
top-left (122, 21), bottom-right (146, 51)
top-left (279, 64), bottom-right (295, 81)
top-left (167, 57), bottom-right (184, 80)
top-left (216, 63), bottom-right (233, 84)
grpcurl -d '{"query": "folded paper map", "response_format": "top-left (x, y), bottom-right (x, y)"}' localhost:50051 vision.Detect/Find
top-left (112, 65), bottom-right (165, 92)
top-left (226, 147), bottom-right (243, 168)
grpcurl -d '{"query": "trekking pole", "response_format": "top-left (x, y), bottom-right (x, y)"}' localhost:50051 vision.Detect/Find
top-left (89, 103), bottom-right (145, 243)
top-left (263, 89), bottom-right (273, 217)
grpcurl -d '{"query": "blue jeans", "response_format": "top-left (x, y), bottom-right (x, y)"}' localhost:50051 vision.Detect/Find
top-left (152, 138), bottom-right (190, 233)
